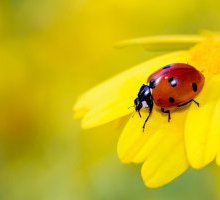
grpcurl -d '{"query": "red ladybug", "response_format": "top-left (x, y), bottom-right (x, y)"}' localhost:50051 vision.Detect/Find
top-left (134, 63), bottom-right (205, 131)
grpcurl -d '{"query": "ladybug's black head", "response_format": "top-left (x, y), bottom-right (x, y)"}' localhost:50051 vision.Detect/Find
top-left (134, 84), bottom-right (153, 115)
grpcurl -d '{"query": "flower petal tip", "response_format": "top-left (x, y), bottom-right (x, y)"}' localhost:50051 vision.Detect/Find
top-left (188, 160), bottom-right (209, 170)
top-left (141, 162), bottom-right (189, 189)
top-left (81, 116), bottom-right (97, 129)
top-left (141, 167), bottom-right (171, 189)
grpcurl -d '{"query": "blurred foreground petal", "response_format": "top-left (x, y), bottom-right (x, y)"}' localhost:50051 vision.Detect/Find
top-left (115, 35), bottom-right (205, 50)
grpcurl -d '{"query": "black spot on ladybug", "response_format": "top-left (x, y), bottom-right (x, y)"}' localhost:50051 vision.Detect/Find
top-left (169, 97), bottom-right (175, 103)
top-left (149, 79), bottom-right (156, 88)
top-left (192, 82), bottom-right (197, 92)
top-left (168, 77), bottom-right (177, 87)
top-left (163, 65), bottom-right (171, 69)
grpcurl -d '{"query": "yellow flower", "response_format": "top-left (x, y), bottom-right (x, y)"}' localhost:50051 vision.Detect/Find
top-left (74, 34), bottom-right (220, 188)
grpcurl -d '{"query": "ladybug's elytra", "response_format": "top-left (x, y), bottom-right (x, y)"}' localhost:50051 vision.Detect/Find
top-left (134, 63), bottom-right (205, 132)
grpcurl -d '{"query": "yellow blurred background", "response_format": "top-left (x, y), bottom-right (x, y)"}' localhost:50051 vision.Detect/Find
top-left (0, 0), bottom-right (220, 199)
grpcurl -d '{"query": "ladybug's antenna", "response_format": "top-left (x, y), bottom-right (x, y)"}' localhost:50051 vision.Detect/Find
top-left (131, 110), bottom-right (136, 118)
top-left (128, 105), bottom-right (135, 109)
top-left (128, 105), bottom-right (136, 118)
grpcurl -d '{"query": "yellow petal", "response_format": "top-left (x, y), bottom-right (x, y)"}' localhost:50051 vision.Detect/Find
top-left (81, 98), bottom-right (132, 129)
top-left (189, 38), bottom-right (220, 75)
top-left (75, 51), bottom-right (189, 128)
top-left (73, 108), bottom-right (89, 119)
top-left (117, 110), bottom-right (162, 164)
top-left (115, 35), bottom-right (205, 51)
top-left (185, 74), bottom-right (220, 169)
top-left (118, 107), bottom-right (189, 188)
top-left (141, 128), bottom-right (188, 188)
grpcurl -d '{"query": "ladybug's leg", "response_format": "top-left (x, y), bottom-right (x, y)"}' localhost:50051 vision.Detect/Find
top-left (192, 99), bottom-right (199, 107)
top-left (138, 110), bottom-right (142, 118)
top-left (142, 95), bottom-right (154, 132)
top-left (177, 99), bottom-right (199, 107)
top-left (142, 109), bottom-right (152, 132)
top-left (161, 108), bottom-right (171, 122)
top-left (177, 100), bottom-right (192, 107)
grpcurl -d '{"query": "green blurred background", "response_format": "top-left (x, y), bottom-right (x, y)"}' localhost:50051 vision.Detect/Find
top-left (0, 0), bottom-right (220, 199)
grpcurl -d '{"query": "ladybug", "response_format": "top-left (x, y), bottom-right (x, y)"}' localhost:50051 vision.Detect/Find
top-left (134, 63), bottom-right (205, 132)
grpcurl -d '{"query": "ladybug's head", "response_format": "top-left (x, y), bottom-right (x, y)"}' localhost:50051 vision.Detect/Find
top-left (134, 84), bottom-right (153, 115)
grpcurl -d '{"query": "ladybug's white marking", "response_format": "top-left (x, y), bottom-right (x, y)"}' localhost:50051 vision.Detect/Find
top-left (142, 101), bottom-right (148, 108)
top-left (169, 77), bottom-right (178, 87)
